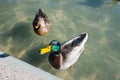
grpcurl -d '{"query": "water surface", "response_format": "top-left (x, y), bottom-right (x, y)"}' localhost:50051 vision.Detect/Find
top-left (0, 0), bottom-right (120, 80)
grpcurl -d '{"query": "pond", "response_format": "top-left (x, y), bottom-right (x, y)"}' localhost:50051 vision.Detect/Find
top-left (0, 0), bottom-right (120, 80)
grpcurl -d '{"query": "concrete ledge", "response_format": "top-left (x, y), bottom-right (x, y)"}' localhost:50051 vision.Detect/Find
top-left (0, 51), bottom-right (62, 80)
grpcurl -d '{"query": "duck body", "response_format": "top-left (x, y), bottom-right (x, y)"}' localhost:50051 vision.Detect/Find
top-left (39, 33), bottom-right (88, 70)
top-left (32, 9), bottom-right (51, 36)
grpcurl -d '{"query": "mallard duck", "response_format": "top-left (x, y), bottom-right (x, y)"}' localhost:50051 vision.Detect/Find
top-left (39, 32), bottom-right (88, 70)
top-left (32, 9), bottom-right (51, 36)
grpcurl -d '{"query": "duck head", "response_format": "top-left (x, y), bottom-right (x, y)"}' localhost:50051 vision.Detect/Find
top-left (39, 40), bottom-right (61, 55)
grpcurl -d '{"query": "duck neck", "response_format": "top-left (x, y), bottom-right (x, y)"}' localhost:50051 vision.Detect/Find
top-left (51, 51), bottom-right (60, 56)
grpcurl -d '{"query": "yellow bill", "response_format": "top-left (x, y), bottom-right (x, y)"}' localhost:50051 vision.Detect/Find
top-left (34, 26), bottom-right (39, 29)
top-left (39, 46), bottom-right (51, 55)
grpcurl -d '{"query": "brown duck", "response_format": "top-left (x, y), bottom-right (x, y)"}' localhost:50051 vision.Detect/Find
top-left (32, 9), bottom-right (51, 36)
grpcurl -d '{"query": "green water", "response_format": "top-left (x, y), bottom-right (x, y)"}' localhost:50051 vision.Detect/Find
top-left (0, 0), bottom-right (120, 80)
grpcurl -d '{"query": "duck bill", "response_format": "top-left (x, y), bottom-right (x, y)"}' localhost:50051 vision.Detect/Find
top-left (39, 46), bottom-right (51, 55)
top-left (34, 26), bottom-right (39, 29)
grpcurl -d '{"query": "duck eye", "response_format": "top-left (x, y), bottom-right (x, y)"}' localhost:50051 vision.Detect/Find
top-left (52, 46), bottom-right (60, 51)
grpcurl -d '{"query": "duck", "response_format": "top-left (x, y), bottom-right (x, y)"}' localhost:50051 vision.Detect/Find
top-left (39, 32), bottom-right (88, 70)
top-left (32, 9), bottom-right (51, 36)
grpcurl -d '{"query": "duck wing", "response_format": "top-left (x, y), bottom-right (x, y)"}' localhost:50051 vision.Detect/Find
top-left (61, 33), bottom-right (87, 55)
top-left (60, 33), bottom-right (88, 69)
